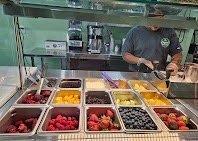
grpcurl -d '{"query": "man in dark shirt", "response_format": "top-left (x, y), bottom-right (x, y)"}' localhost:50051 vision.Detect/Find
top-left (122, 12), bottom-right (182, 75)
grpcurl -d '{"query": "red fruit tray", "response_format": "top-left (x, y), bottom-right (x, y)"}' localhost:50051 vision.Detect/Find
top-left (38, 106), bottom-right (81, 134)
top-left (14, 88), bottom-right (55, 107)
top-left (151, 106), bottom-right (198, 132)
top-left (85, 107), bottom-right (123, 133)
top-left (0, 107), bottom-right (46, 136)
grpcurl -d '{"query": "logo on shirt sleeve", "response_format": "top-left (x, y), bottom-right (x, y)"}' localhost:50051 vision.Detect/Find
top-left (161, 38), bottom-right (170, 48)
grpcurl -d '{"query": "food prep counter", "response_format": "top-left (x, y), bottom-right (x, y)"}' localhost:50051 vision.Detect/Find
top-left (0, 69), bottom-right (197, 141)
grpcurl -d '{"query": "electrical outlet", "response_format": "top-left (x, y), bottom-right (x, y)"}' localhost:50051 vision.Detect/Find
top-left (45, 40), bottom-right (67, 50)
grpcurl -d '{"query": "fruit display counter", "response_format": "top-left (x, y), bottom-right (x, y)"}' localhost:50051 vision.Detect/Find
top-left (0, 70), bottom-right (197, 141)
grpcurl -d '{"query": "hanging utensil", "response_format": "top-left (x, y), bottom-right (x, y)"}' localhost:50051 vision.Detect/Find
top-left (101, 72), bottom-right (118, 88)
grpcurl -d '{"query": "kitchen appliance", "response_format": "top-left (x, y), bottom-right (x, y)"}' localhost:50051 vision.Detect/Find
top-left (87, 25), bottom-right (103, 54)
top-left (68, 20), bottom-right (83, 50)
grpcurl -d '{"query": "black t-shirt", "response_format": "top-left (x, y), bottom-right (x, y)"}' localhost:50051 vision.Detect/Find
top-left (122, 26), bottom-right (182, 71)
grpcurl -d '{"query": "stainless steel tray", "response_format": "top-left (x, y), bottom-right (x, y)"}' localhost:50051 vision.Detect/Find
top-left (105, 79), bottom-right (131, 91)
top-left (58, 78), bottom-right (83, 90)
top-left (111, 90), bottom-right (144, 107)
top-left (117, 106), bottom-right (161, 133)
top-left (151, 106), bottom-right (198, 132)
top-left (128, 80), bottom-right (158, 93)
top-left (150, 80), bottom-right (168, 93)
top-left (85, 106), bottom-right (124, 133)
top-left (29, 77), bottom-right (59, 89)
top-left (38, 106), bottom-right (81, 134)
top-left (84, 78), bottom-right (109, 91)
top-left (84, 90), bottom-right (114, 106)
top-left (14, 88), bottom-right (55, 107)
top-left (139, 91), bottom-right (173, 107)
top-left (0, 107), bottom-right (46, 136)
top-left (50, 89), bottom-right (82, 106)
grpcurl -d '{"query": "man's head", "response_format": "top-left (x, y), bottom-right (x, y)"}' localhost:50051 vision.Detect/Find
top-left (147, 9), bottom-right (164, 31)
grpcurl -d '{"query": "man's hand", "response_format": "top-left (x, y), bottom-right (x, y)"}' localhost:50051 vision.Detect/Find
top-left (166, 62), bottom-right (178, 76)
top-left (137, 58), bottom-right (154, 70)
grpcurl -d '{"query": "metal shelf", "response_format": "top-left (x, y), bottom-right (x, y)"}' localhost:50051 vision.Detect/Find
top-left (3, 2), bottom-right (198, 29)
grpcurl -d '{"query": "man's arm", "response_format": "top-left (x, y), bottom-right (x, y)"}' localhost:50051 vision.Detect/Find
top-left (168, 29), bottom-right (183, 66)
top-left (171, 52), bottom-right (182, 67)
top-left (122, 52), bottom-right (139, 64)
top-left (122, 28), bottom-right (154, 70)
top-left (166, 29), bottom-right (183, 75)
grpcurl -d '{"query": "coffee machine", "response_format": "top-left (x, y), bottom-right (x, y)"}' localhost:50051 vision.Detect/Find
top-left (87, 25), bottom-right (103, 54)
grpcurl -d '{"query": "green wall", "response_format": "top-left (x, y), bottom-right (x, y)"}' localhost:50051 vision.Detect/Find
top-left (0, 2), bottom-right (197, 68)
top-left (0, 6), bottom-right (17, 66)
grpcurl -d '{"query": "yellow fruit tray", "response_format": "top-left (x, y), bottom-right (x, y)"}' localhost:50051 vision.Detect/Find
top-left (50, 89), bottom-right (82, 106)
top-left (111, 91), bottom-right (144, 107)
top-left (140, 92), bottom-right (173, 107)
top-left (128, 80), bottom-right (157, 93)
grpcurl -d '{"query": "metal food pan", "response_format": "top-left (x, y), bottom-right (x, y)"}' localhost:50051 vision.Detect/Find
top-left (14, 88), bottom-right (55, 107)
top-left (111, 91), bottom-right (144, 107)
top-left (150, 80), bottom-right (168, 93)
top-left (0, 107), bottom-right (46, 136)
top-left (38, 106), bottom-right (81, 134)
top-left (29, 77), bottom-right (59, 89)
top-left (84, 91), bottom-right (113, 106)
top-left (140, 91), bottom-right (173, 107)
top-left (105, 79), bottom-right (131, 90)
top-left (85, 106), bottom-right (124, 133)
top-left (50, 89), bottom-right (82, 106)
top-left (85, 78), bottom-right (109, 91)
top-left (58, 78), bottom-right (82, 90)
top-left (128, 80), bottom-right (157, 93)
top-left (151, 106), bottom-right (198, 132)
top-left (117, 106), bottom-right (161, 133)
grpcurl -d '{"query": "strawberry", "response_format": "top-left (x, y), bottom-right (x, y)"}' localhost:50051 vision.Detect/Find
top-left (177, 121), bottom-right (186, 127)
top-left (15, 120), bottom-right (24, 127)
top-left (179, 126), bottom-right (189, 130)
top-left (89, 114), bottom-right (99, 122)
top-left (159, 114), bottom-right (168, 121)
top-left (18, 123), bottom-right (28, 133)
top-left (6, 125), bottom-right (17, 133)
top-left (106, 110), bottom-right (114, 118)
top-left (167, 118), bottom-right (176, 124)
top-left (89, 124), bottom-right (100, 131)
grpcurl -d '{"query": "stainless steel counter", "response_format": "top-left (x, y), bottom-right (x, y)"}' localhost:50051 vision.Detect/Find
top-left (23, 48), bottom-right (123, 70)
top-left (24, 48), bottom-right (122, 60)
top-left (0, 69), bottom-right (197, 141)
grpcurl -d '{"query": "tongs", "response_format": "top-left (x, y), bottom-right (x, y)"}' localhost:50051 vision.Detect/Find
top-left (152, 69), bottom-right (173, 88)
top-left (101, 72), bottom-right (119, 88)
top-left (151, 60), bottom-right (174, 87)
